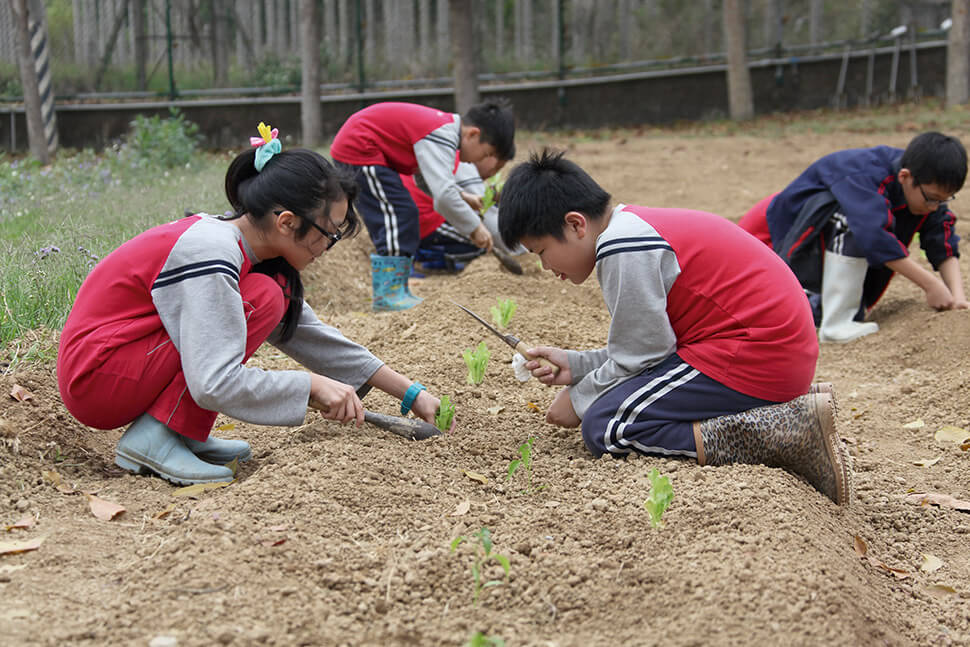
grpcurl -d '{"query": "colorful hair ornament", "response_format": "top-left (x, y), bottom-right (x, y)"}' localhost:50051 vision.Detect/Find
top-left (250, 121), bottom-right (281, 172)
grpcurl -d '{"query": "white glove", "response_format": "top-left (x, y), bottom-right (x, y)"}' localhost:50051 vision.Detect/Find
top-left (511, 353), bottom-right (532, 382)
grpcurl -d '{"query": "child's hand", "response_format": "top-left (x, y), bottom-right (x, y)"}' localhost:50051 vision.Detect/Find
top-left (546, 388), bottom-right (580, 428)
top-left (309, 374), bottom-right (364, 426)
top-left (469, 224), bottom-right (493, 251)
top-left (925, 281), bottom-right (955, 310)
top-left (525, 346), bottom-right (572, 385)
top-left (460, 191), bottom-right (483, 213)
top-left (410, 390), bottom-right (443, 426)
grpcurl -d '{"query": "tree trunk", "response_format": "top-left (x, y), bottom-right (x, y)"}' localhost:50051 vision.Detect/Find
top-left (212, 0), bottom-right (228, 86)
top-left (495, 0), bottom-right (504, 61)
top-left (947, 0), bottom-right (970, 106)
top-left (300, 0), bottom-right (322, 146)
top-left (364, 0), bottom-right (375, 69)
top-left (723, 0), bottom-right (754, 120)
top-left (450, 0), bottom-right (479, 113)
top-left (436, 0), bottom-right (449, 70)
top-left (809, 0), bottom-right (822, 50)
top-left (11, 0), bottom-right (51, 162)
top-left (338, 0), bottom-right (350, 67)
top-left (131, 0), bottom-right (147, 89)
top-left (617, 0), bottom-right (632, 60)
top-left (418, 0), bottom-right (430, 53)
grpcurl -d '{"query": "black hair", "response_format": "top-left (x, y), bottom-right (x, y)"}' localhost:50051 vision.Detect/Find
top-left (463, 99), bottom-right (516, 161)
top-left (498, 148), bottom-right (611, 249)
top-left (900, 131), bottom-right (968, 193)
top-left (224, 147), bottom-right (360, 341)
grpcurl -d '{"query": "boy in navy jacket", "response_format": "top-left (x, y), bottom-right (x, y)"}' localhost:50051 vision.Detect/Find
top-left (739, 131), bottom-right (968, 342)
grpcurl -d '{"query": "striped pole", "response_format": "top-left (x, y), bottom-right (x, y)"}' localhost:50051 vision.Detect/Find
top-left (27, 0), bottom-right (57, 155)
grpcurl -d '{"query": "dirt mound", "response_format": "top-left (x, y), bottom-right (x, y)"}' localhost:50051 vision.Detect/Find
top-left (2, 129), bottom-right (970, 646)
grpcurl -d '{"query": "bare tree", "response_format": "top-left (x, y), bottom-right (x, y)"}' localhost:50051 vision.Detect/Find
top-left (131, 0), bottom-right (147, 89)
top-left (211, 0), bottom-right (229, 86)
top-left (11, 0), bottom-right (50, 162)
top-left (450, 0), bottom-right (479, 113)
top-left (301, 0), bottom-right (322, 147)
top-left (947, 0), bottom-right (970, 106)
top-left (723, 0), bottom-right (754, 120)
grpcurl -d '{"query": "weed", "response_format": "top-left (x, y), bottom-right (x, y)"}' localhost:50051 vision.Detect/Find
top-left (507, 437), bottom-right (545, 494)
top-left (126, 108), bottom-right (200, 169)
top-left (462, 341), bottom-right (490, 385)
top-left (643, 468), bottom-right (674, 528)
top-left (450, 527), bottom-right (511, 604)
top-left (489, 298), bottom-right (517, 329)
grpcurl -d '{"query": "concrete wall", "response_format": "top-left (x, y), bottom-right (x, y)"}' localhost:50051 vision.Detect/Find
top-left (0, 42), bottom-right (947, 153)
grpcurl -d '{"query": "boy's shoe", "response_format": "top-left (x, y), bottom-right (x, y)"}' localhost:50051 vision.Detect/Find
top-left (818, 252), bottom-right (879, 343)
top-left (183, 436), bottom-right (252, 464)
top-left (370, 254), bottom-right (423, 311)
top-left (114, 414), bottom-right (234, 485)
top-left (696, 393), bottom-right (851, 505)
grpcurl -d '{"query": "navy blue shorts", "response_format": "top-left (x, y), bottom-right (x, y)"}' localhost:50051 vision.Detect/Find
top-left (345, 164), bottom-right (421, 256)
top-left (580, 353), bottom-right (778, 459)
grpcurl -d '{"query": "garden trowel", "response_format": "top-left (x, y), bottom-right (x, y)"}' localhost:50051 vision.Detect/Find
top-left (308, 399), bottom-right (441, 440)
top-left (452, 302), bottom-right (560, 376)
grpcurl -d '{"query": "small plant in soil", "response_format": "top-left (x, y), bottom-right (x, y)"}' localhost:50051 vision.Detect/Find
top-left (462, 341), bottom-right (490, 385)
top-left (643, 468), bottom-right (674, 528)
top-left (434, 395), bottom-right (455, 432)
top-left (490, 298), bottom-right (517, 329)
top-left (479, 172), bottom-right (504, 215)
top-left (450, 527), bottom-right (511, 604)
top-left (507, 436), bottom-right (545, 494)
top-left (466, 632), bottom-right (505, 647)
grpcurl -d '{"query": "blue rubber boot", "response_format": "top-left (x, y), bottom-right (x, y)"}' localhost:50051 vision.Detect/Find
top-left (371, 254), bottom-right (423, 311)
top-left (114, 414), bottom-right (234, 485)
top-left (183, 436), bottom-right (252, 464)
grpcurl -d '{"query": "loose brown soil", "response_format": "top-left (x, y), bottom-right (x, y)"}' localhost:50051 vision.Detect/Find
top-left (2, 126), bottom-right (970, 647)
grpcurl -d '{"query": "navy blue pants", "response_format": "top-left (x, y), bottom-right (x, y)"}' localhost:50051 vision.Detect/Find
top-left (346, 164), bottom-right (421, 256)
top-left (581, 353), bottom-right (778, 459)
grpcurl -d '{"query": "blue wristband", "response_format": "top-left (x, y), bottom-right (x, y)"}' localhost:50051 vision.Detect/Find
top-left (400, 382), bottom-right (426, 415)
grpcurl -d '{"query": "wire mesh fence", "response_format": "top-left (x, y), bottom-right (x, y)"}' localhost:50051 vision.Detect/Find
top-left (0, 0), bottom-right (954, 102)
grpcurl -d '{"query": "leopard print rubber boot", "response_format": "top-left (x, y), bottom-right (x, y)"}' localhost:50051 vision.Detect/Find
top-left (695, 392), bottom-right (851, 506)
top-left (809, 382), bottom-right (837, 416)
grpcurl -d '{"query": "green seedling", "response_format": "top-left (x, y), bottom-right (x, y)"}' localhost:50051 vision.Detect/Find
top-left (489, 298), bottom-right (517, 329)
top-left (435, 394), bottom-right (456, 432)
top-left (506, 436), bottom-right (545, 494)
top-left (450, 527), bottom-right (511, 604)
top-left (467, 632), bottom-right (505, 647)
top-left (479, 172), bottom-right (504, 215)
top-left (643, 468), bottom-right (674, 528)
top-left (462, 341), bottom-right (491, 385)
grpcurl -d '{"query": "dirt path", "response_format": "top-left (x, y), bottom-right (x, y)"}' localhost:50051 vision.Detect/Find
top-left (2, 126), bottom-right (969, 646)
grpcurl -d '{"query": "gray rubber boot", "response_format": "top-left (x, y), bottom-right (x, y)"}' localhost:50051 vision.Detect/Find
top-left (183, 436), bottom-right (252, 464)
top-left (114, 414), bottom-right (234, 485)
top-left (695, 393), bottom-right (852, 506)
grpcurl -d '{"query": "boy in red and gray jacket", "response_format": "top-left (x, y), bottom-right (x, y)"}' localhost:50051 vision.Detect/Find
top-left (331, 100), bottom-right (515, 310)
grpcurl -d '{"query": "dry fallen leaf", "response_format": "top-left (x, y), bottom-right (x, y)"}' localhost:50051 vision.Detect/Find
top-left (486, 406), bottom-right (505, 415)
top-left (153, 503), bottom-right (176, 520)
top-left (451, 500), bottom-right (471, 516)
top-left (912, 456), bottom-right (942, 468)
top-left (41, 470), bottom-right (76, 495)
top-left (84, 493), bottom-right (126, 521)
top-left (172, 481), bottom-right (233, 498)
top-left (905, 492), bottom-right (970, 511)
top-left (261, 538), bottom-right (286, 547)
top-left (853, 535), bottom-right (909, 578)
top-left (902, 419), bottom-right (925, 430)
top-left (462, 469), bottom-right (488, 485)
top-left (920, 554), bottom-right (943, 573)
top-left (853, 535), bottom-right (868, 556)
top-left (215, 423), bottom-right (235, 432)
top-left (0, 535), bottom-right (46, 556)
top-left (9, 384), bottom-right (34, 402)
top-left (934, 425), bottom-right (970, 444)
top-left (4, 515), bottom-right (34, 532)
top-left (925, 584), bottom-right (958, 596)
top-left (526, 402), bottom-right (541, 413)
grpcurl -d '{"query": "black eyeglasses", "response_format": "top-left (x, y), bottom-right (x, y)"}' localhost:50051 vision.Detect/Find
top-left (275, 210), bottom-right (342, 249)
top-left (916, 184), bottom-right (956, 208)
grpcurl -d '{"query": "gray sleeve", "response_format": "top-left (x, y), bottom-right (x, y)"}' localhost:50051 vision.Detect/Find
top-left (568, 237), bottom-right (680, 419)
top-left (267, 301), bottom-right (385, 390)
top-left (153, 233), bottom-right (311, 427)
top-left (413, 119), bottom-right (482, 236)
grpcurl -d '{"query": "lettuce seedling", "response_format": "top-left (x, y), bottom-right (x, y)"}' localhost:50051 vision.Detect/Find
top-left (462, 341), bottom-right (490, 384)
top-left (435, 395), bottom-right (455, 432)
top-left (643, 468), bottom-right (674, 528)
top-left (479, 172), bottom-right (504, 215)
top-left (490, 298), bottom-right (517, 329)
top-left (507, 436), bottom-right (545, 494)
top-left (467, 632), bottom-right (505, 647)
top-left (450, 527), bottom-right (511, 605)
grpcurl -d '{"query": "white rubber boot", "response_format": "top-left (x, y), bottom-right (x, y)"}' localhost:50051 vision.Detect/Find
top-left (818, 252), bottom-right (879, 343)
